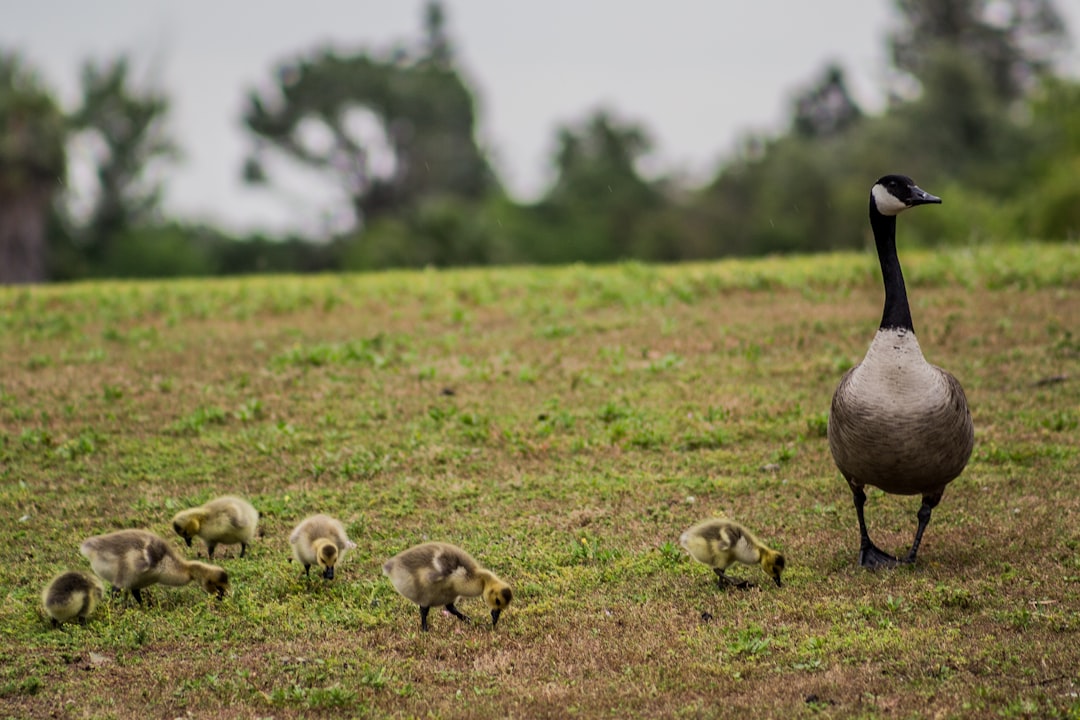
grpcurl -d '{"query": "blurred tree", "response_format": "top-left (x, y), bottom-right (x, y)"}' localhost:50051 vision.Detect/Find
top-left (242, 1), bottom-right (496, 231)
top-left (531, 109), bottom-right (667, 263)
top-left (67, 56), bottom-right (180, 264)
top-left (792, 64), bottom-right (863, 139)
top-left (0, 53), bottom-right (66, 283)
top-left (889, 0), bottom-right (1069, 102)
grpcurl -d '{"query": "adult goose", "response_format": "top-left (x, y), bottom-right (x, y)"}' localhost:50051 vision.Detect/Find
top-left (828, 174), bottom-right (974, 568)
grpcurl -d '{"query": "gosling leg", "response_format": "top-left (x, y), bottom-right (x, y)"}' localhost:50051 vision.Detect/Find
top-left (445, 603), bottom-right (471, 623)
top-left (713, 568), bottom-right (751, 590)
top-left (852, 485), bottom-right (901, 568)
top-left (419, 606), bottom-right (431, 632)
top-left (240, 543), bottom-right (248, 558)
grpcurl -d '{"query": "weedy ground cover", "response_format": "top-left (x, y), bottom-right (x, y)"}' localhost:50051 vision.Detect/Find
top-left (1, 243), bottom-right (1079, 718)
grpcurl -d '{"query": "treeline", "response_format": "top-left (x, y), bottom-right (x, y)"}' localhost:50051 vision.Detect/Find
top-left (1, 0), bottom-right (1079, 282)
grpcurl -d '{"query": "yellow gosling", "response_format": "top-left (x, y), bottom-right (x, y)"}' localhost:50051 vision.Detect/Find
top-left (680, 517), bottom-right (785, 589)
top-left (289, 514), bottom-right (356, 580)
top-left (383, 542), bottom-right (512, 632)
top-left (80, 529), bottom-right (229, 605)
top-left (42, 571), bottom-right (104, 627)
top-left (171, 495), bottom-right (259, 559)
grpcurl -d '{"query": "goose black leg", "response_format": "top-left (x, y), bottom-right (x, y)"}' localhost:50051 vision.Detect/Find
top-left (445, 603), bottom-right (471, 623)
top-left (903, 493), bottom-right (941, 564)
top-left (419, 606), bottom-right (431, 632)
top-left (131, 588), bottom-right (144, 605)
top-left (240, 543), bottom-right (248, 558)
top-left (852, 485), bottom-right (901, 568)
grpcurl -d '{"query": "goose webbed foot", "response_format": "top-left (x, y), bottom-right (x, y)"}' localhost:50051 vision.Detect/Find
top-left (859, 541), bottom-right (903, 569)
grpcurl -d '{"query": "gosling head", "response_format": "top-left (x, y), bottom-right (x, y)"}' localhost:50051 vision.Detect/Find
top-left (196, 565), bottom-right (229, 599)
top-left (761, 550), bottom-right (786, 588)
top-left (314, 539), bottom-right (340, 580)
top-left (172, 513), bottom-right (200, 548)
top-left (870, 174), bottom-right (941, 217)
top-left (483, 579), bottom-right (513, 629)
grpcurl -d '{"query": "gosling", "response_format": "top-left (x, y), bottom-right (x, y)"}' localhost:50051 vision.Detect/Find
top-left (42, 571), bottom-right (104, 627)
top-left (383, 541), bottom-right (512, 632)
top-left (171, 495), bottom-right (259, 559)
top-left (80, 529), bottom-right (229, 604)
top-left (289, 514), bottom-right (356, 580)
top-left (680, 517), bottom-right (786, 589)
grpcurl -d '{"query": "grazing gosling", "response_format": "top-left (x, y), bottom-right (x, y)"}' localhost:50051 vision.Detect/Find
top-left (289, 514), bottom-right (356, 580)
top-left (680, 517), bottom-right (786, 589)
top-left (80, 529), bottom-right (229, 605)
top-left (383, 542), bottom-right (512, 632)
top-left (171, 495), bottom-right (259, 559)
top-left (42, 571), bottom-right (104, 627)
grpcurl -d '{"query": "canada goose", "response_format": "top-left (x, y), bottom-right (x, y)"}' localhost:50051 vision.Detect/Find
top-left (382, 542), bottom-right (512, 632)
top-left (679, 517), bottom-right (785, 589)
top-left (828, 175), bottom-right (974, 568)
top-left (289, 514), bottom-right (356, 580)
top-left (80, 529), bottom-right (229, 604)
top-left (171, 495), bottom-right (259, 559)
top-left (41, 571), bottom-right (104, 627)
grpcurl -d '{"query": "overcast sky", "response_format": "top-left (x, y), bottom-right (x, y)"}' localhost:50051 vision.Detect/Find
top-left (3, 1), bottom-right (1079, 236)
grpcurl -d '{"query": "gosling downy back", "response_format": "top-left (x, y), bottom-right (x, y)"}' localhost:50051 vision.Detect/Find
top-left (80, 529), bottom-right (229, 604)
top-left (383, 541), bottom-right (512, 631)
top-left (172, 495), bottom-right (259, 559)
top-left (680, 517), bottom-right (785, 588)
top-left (289, 514), bottom-right (356, 580)
top-left (42, 571), bottom-right (104, 627)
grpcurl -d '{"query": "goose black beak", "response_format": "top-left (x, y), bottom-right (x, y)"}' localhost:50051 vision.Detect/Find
top-left (491, 608), bottom-right (502, 628)
top-left (322, 566), bottom-right (335, 580)
top-left (184, 537), bottom-right (192, 547)
top-left (909, 185), bottom-right (941, 207)
top-left (774, 575), bottom-right (783, 588)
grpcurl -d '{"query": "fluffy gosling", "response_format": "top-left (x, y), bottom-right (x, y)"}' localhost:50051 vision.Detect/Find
top-left (42, 571), bottom-right (104, 627)
top-left (171, 495), bottom-right (259, 559)
top-left (383, 542), bottom-right (512, 632)
top-left (289, 514), bottom-right (356, 580)
top-left (80, 529), bottom-right (229, 604)
top-left (680, 517), bottom-right (786, 589)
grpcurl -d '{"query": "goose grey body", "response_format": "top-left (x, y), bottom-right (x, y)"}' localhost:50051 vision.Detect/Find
top-left (828, 175), bottom-right (973, 568)
top-left (42, 571), bottom-right (104, 627)
top-left (830, 328), bottom-right (972, 496)
top-left (80, 529), bottom-right (229, 604)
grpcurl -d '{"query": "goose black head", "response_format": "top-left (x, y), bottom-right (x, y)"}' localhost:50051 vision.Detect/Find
top-left (870, 174), bottom-right (941, 217)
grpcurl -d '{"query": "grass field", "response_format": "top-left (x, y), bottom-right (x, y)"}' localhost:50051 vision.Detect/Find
top-left (1, 243), bottom-right (1079, 719)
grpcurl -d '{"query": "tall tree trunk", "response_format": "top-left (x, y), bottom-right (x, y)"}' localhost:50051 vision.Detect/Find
top-left (0, 184), bottom-right (50, 284)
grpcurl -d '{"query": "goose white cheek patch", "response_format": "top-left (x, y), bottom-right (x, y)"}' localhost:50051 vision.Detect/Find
top-left (871, 184), bottom-right (909, 216)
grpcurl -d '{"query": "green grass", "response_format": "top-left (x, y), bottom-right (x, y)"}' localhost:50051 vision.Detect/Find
top-left (1, 242), bottom-right (1079, 718)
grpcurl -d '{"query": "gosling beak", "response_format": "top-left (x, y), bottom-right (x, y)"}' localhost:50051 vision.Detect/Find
top-left (908, 185), bottom-right (941, 207)
top-left (490, 608), bottom-right (502, 629)
top-left (216, 587), bottom-right (226, 600)
top-left (184, 537), bottom-right (192, 547)
top-left (774, 575), bottom-right (783, 588)
top-left (322, 566), bottom-right (335, 580)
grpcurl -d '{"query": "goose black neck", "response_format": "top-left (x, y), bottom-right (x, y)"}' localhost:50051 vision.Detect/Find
top-left (869, 203), bottom-right (914, 333)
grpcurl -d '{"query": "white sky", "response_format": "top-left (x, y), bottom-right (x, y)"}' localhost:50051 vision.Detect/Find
top-left (3, 1), bottom-right (1078, 237)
